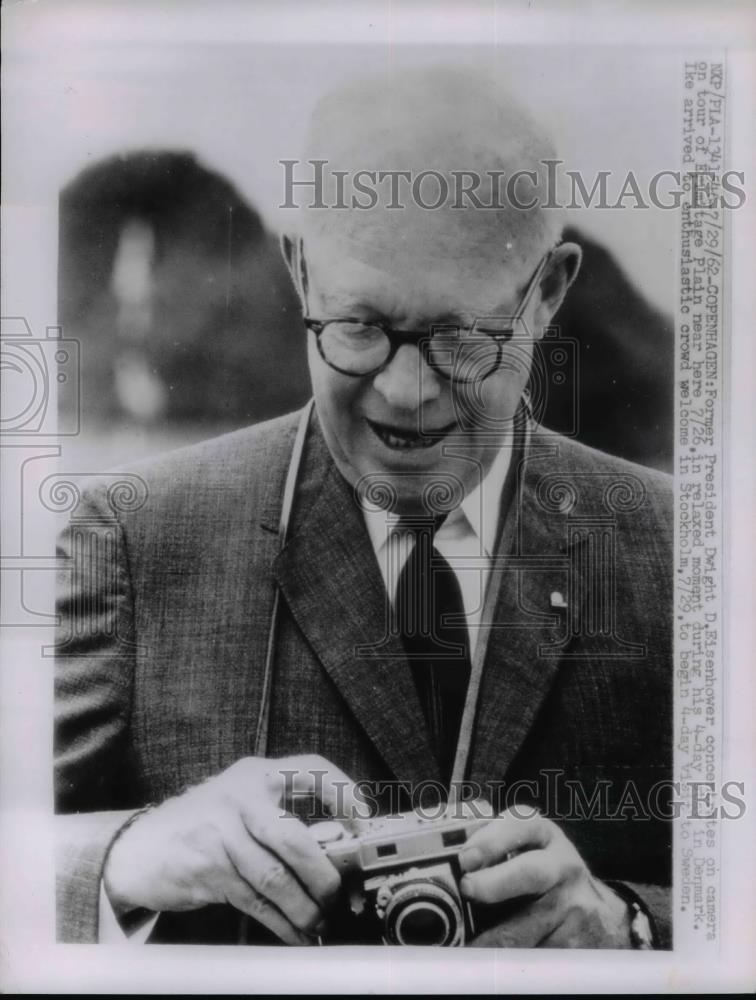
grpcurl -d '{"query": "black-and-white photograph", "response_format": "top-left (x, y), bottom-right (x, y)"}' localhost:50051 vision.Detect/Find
top-left (2, 1), bottom-right (755, 994)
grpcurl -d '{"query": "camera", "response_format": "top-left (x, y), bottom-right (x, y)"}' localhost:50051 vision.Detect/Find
top-left (311, 811), bottom-right (492, 946)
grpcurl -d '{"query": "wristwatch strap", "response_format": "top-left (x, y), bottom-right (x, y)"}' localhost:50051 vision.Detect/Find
top-left (603, 880), bottom-right (659, 950)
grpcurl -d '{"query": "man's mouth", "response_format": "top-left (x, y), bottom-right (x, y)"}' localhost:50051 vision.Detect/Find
top-left (366, 418), bottom-right (455, 450)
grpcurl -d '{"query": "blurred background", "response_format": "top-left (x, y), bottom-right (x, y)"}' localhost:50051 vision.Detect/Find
top-left (43, 33), bottom-right (676, 471)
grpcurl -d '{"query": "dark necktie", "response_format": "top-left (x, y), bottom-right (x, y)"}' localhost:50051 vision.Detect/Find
top-left (394, 517), bottom-right (472, 783)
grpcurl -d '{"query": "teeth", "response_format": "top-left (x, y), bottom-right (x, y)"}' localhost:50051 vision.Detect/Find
top-left (368, 420), bottom-right (449, 450)
top-left (378, 428), bottom-right (436, 450)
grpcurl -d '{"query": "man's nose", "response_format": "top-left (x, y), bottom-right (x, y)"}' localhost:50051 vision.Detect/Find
top-left (371, 343), bottom-right (442, 410)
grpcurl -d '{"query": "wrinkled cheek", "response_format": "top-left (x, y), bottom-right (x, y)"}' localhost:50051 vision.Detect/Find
top-left (309, 344), bottom-right (358, 434)
top-left (498, 342), bottom-right (534, 389)
top-left (316, 391), bottom-right (359, 458)
top-left (456, 368), bottom-right (525, 431)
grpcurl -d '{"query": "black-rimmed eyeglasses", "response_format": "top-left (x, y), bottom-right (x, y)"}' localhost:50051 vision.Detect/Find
top-left (302, 251), bottom-right (552, 383)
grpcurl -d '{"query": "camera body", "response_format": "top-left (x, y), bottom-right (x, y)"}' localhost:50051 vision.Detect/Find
top-left (311, 811), bottom-right (492, 946)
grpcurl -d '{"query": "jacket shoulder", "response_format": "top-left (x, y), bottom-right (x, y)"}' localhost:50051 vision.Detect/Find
top-left (528, 428), bottom-right (672, 532)
top-left (103, 413), bottom-right (299, 515)
top-left (75, 411), bottom-right (304, 528)
top-left (127, 410), bottom-right (301, 488)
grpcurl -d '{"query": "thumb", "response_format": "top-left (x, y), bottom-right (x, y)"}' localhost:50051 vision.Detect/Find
top-left (273, 754), bottom-right (363, 823)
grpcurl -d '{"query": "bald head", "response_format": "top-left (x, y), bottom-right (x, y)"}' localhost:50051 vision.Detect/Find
top-left (294, 66), bottom-right (564, 276)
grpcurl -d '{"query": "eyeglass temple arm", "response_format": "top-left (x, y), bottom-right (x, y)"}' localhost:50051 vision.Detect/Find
top-left (470, 249), bottom-right (553, 341)
top-left (295, 237), bottom-right (311, 310)
top-left (516, 249), bottom-right (553, 319)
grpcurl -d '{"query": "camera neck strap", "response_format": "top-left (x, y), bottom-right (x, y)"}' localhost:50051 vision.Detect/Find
top-left (447, 402), bottom-right (530, 804)
top-left (253, 397), bottom-right (315, 758)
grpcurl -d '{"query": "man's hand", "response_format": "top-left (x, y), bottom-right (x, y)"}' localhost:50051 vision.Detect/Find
top-left (458, 807), bottom-right (632, 948)
top-left (103, 755), bottom-right (357, 945)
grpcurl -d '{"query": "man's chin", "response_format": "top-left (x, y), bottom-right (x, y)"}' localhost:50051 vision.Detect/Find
top-left (354, 464), bottom-right (468, 518)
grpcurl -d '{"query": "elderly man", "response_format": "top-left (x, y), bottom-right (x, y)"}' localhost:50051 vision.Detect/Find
top-left (55, 68), bottom-right (672, 948)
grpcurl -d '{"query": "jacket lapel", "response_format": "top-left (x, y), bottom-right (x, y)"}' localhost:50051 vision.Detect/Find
top-left (468, 431), bottom-right (573, 786)
top-left (268, 415), bottom-right (441, 786)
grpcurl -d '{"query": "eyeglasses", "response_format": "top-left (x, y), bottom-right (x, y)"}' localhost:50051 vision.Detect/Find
top-left (302, 251), bottom-right (552, 383)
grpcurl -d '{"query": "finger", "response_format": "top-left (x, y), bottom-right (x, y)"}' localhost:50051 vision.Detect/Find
top-left (241, 805), bottom-right (341, 911)
top-left (460, 847), bottom-right (562, 905)
top-left (470, 893), bottom-right (561, 948)
top-left (218, 868), bottom-right (315, 946)
top-left (459, 806), bottom-right (552, 873)
top-left (223, 813), bottom-right (325, 935)
top-left (271, 755), bottom-right (362, 820)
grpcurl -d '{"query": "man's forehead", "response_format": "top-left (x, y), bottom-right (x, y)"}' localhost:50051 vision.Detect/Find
top-left (304, 231), bottom-right (528, 319)
top-left (303, 205), bottom-right (523, 271)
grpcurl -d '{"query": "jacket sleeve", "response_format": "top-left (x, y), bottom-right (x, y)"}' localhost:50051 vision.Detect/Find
top-left (54, 478), bottom-right (141, 942)
top-left (55, 809), bottom-right (141, 943)
top-left (620, 881), bottom-right (672, 950)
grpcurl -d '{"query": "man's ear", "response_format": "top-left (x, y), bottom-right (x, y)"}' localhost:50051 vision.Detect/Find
top-left (280, 233), bottom-right (309, 302)
top-left (534, 241), bottom-right (582, 329)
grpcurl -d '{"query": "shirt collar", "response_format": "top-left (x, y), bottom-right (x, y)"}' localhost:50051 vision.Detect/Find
top-left (362, 427), bottom-right (513, 559)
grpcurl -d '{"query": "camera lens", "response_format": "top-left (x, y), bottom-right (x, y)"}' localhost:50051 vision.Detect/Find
top-left (382, 880), bottom-right (464, 946)
top-left (394, 902), bottom-right (450, 946)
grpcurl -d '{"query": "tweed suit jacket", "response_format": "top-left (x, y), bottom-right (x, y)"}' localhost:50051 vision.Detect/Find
top-left (55, 407), bottom-right (673, 946)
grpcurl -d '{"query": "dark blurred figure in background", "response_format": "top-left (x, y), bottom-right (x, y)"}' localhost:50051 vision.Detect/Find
top-left (58, 152), bottom-right (310, 435)
top-left (556, 225), bottom-right (673, 470)
top-left (59, 151), bottom-right (672, 470)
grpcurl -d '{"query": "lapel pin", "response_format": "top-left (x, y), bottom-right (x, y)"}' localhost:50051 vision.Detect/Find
top-left (550, 591), bottom-right (568, 609)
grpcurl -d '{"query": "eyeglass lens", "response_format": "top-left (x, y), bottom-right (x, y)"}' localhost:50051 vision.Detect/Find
top-left (319, 321), bottom-right (508, 380)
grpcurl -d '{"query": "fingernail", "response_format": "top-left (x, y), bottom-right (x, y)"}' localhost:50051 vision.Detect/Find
top-left (459, 847), bottom-right (483, 872)
top-left (314, 918), bottom-right (328, 937)
top-left (459, 874), bottom-right (474, 897)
